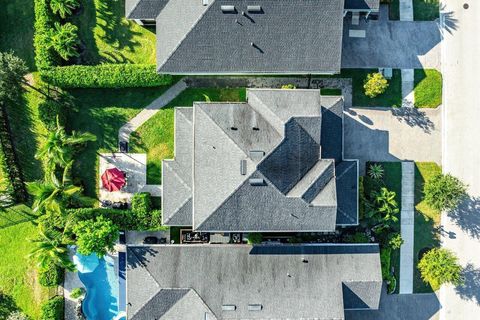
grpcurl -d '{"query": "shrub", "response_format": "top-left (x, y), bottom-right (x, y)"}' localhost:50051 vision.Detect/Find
top-left (418, 248), bottom-right (463, 290)
top-left (67, 208), bottom-right (136, 230)
top-left (344, 232), bottom-right (369, 243)
top-left (388, 233), bottom-right (404, 250)
top-left (281, 84), bottom-right (296, 89)
top-left (364, 72), bottom-right (389, 98)
top-left (38, 100), bottom-right (65, 129)
top-left (50, 0), bottom-right (79, 19)
top-left (368, 163), bottom-right (384, 180)
top-left (131, 192), bottom-right (163, 229)
top-left (34, 0), bottom-right (60, 70)
top-left (424, 173), bottom-right (467, 211)
top-left (0, 291), bottom-right (17, 319)
top-left (40, 65), bottom-right (173, 88)
top-left (247, 233), bottom-right (263, 244)
top-left (358, 176), bottom-right (366, 220)
top-left (70, 287), bottom-right (84, 299)
top-left (73, 216), bottom-right (119, 257)
top-left (39, 261), bottom-right (64, 287)
top-left (50, 22), bottom-right (79, 60)
top-left (40, 296), bottom-right (64, 320)
top-left (7, 311), bottom-right (29, 320)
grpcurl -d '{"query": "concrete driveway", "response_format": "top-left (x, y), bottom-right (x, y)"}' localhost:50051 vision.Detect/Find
top-left (344, 107), bottom-right (441, 171)
top-left (342, 6), bottom-right (441, 69)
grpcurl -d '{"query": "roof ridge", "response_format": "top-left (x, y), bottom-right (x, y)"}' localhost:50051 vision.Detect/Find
top-left (176, 107), bottom-right (193, 125)
top-left (160, 289), bottom-right (218, 320)
top-left (127, 0), bottom-right (142, 19)
top-left (336, 161), bottom-right (356, 180)
top-left (157, 0), bottom-right (216, 69)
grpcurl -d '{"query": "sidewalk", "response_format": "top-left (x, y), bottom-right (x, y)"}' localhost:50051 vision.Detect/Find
top-left (400, 161), bottom-right (415, 294)
top-left (400, 0), bottom-right (414, 21)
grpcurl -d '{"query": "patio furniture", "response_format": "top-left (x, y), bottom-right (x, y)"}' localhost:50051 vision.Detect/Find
top-left (101, 168), bottom-right (126, 192)
top-left (119, 141), bottom-right (128, 153)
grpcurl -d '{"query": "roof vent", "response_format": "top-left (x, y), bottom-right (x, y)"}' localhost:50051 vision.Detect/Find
top-left (202, 0), bottom-right (208, 6)
top-left (249, 178), bottom-right (265, 186)
top-left (230, 126), bottom-right (238, 131)
top-left (221, 5), bottom-right (236, 13)
top-left (252, 127), bottom-right (259, 131)
top-left (240, 160), bottom-right (247, 175)
top-left (247, 5), bottom-right (262, 13)
top-left (248, 304), bottom-right (263, 311)
top-left (222, 305), bottom-right (236, 311)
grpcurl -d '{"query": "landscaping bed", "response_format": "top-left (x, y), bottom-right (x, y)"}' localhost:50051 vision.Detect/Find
top-left (413, 162), bottom-right (441, 292)
top-left (130, 88), bottom-right (247, 184)
top-left (413, 0), bottom-right (440, 21)
top-left (414, 69), bottom-right (442, 108)
top-left (347, 69), bottom-right (402, 107)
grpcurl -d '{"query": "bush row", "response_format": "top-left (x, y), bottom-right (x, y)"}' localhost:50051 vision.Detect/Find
top-left (40, 296), bottom-right (64, 320)
top-left (0, 103), bottom-right (27, 202)
top-left (40, 65), bottom-right (173, 88)
top-left (39, 262), bottom-right (64, 287)
top-left (34, 0), bottom-right (59, 70)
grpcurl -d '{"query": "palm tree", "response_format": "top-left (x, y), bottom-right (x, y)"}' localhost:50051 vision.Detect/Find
top-left (51, 22), bottom-right (80, 60)
top-left (35, 118), bottom-right (96, 170)
top-left (371, 187), bottom-right (399, 223)
top-left (26, 162), bottom-right (83, 215)
top-left (28, 230), bottom-right (75, 271)
top-left (50, 0), bottom-right (80, 19)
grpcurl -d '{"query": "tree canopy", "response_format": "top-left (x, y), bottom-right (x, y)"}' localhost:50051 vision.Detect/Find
top-left (424, 173), bottom-right (467, 211)
top-left (73, 216), bottom-right (119, 257)
top-left (418, 248), bottom-right (463, 290)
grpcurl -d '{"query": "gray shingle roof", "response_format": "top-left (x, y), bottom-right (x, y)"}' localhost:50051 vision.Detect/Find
top-left (125, 0), bottom-right (169, 19)
top-left (127, 244), bottom-right (382, 319)
top-left (155, 0), bottom-right (345, 74)
top-left (344, 0), bottom-right (380, 11)
top-left (162, 89), bottom-right (359, 232)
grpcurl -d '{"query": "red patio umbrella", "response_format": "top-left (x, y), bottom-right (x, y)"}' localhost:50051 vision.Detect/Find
top-left (101, 168), bottom-right (126, 192)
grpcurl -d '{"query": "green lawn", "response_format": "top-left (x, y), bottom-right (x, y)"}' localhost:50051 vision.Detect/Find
top-left (320, 88), bottom-right (342, 96)
top-left (414, 69), bottom-right (442, 108)
top-left (413, 162), bottom-right (441, 292)
top-left (414, 0), bottom-right (440, 21)
top-left (389, 0), bottom-right (400, 20)
top-left (0, 205), bottom-right (53, 319)
top-left (341, 69), bottom-right (402, 107)
top-left (0, 0), bottom-right (35, 70)
top-left (130, 88), bottom-right (247, 184)
top-left (66, 86), bottom-right (170, 196)
top-left (70, 0), bottom-right (156, 64)
top-left (364, 161), bottom-right (402, 292)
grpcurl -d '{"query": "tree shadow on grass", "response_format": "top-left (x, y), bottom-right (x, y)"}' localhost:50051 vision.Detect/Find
top-left (455, 263), bottom-right (480, 305)
top-left (447, 196), bottom-right (480, 240)
top-left (96, 0), bottom-right (141, 53)
top-left (0, 292), bottom-right (19, 318)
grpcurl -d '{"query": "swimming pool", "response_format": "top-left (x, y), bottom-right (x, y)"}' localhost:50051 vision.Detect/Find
top-left (76, 254), bottom-right (120, 320)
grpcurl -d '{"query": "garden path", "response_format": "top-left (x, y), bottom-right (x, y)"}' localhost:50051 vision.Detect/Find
top-left (400, 161), bottom-right (415, 294)
top-left (401, 69), bottom-right (415, 107)
top-left (118, 79), bottom-right (187, 144)
top-left (400, 0), bottom-right (414, 21)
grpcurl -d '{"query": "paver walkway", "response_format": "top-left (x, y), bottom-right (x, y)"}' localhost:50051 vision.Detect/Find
top-left (401, 69), bottom-right (415, 108)
top-left (400, 0), bottom-right (414, 21)
top-left (400, 161), bottom-right (415, 294)
top-left (118, 80), bottom-right (187, 143)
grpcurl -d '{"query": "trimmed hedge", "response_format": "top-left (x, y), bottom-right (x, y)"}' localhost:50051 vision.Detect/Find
top-left (40, 65), bottom-right (173, 88)
top-left (40, 296), bottom-right (64, 320)
top-left (39, 262), bottom-right (64, 287)
top-left (0, 103), bottom-right (27, 202)
top-left (34, 0), bottom-right (60, 70)
top-left (38, 99), bottom-right (65, 129)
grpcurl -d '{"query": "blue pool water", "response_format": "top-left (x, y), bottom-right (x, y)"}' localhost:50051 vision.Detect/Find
top-left (77, 254), bottom-right (120, 320)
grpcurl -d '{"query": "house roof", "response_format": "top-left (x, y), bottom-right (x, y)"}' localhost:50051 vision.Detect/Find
top-left (154, 0), bottom-right (345, 74)
top-left (125, 0), bottom-right (169, 19)
top-left (127, 244), bottom-right (382, 320)
top-left (162, 89), bottom-right (358, 232)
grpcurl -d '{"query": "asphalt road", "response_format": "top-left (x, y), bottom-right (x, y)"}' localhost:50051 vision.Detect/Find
top-left (440, 0), bottom-right (480, 319)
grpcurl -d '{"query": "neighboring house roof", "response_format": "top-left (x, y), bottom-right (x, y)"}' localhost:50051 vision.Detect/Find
top-left (344, 0), bottom-right (380, 11)
top-left (127, 244), bottom-right (382, 320)
top-left (153, 0), bottom-right (344, 74)
top-left (125, 0), bottom-right (169, 19)
top-left (162, 89), bottom-right (359, 232)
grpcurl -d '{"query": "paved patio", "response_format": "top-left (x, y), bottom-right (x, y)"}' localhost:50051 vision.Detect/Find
top-left (99, 153), bottom-right (161, 203)
top-left (342, 5), bottom-right (441, 69)
top-left (126, 230), bottom-right (171, 245)
top-left (344, 107), bottom-right (441, 172)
